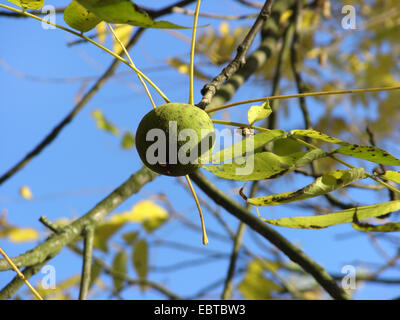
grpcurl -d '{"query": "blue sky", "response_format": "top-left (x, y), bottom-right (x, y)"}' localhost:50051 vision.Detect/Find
top-left (0, 0), bottom-right (399, 300)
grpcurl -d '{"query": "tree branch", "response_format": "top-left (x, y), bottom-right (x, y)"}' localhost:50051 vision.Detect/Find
top-left (0, 167), bottom-right (158, 272)
top-left (198, 0), bottom-right (274, 109)
top-left (189, 171), bottom-right (351, 300)
top-left (200, 0), bottom-right (296, 112)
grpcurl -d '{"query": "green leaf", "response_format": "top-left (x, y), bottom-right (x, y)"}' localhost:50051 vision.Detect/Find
top-left (272, 137), bottom-right (304, 156)
top-left (290, 129), bottom-right (348, 145)
top-left (380, 170), bottom-right (400, 184)
top-left (335, 145), bottom-right (400, 166)
top-left (260, 200), bottom-right (400, 229)
top-left (205, 149), bottom-right (327, 181)
top-left (353, 217), bottom-right (400, 232)
top-left (89, 262), bottom-right (102, 289)
top-left (210, 129), bottom-right (286, 164)
top-left (122, 231), bottom-right (139, 244)
top-left (112, 250), bottom-right (127, 293)
top-left (247, 100), bottom-right (272, 125)
top-left (8, 0), bottom-right (44, 10)
top-left (121, 131), bottom-right (135, 149)
top-left (238, 259), bottom-right (282, 300)
top-left (132, 239), bottom-right (148, 290)
top-left (64, 0), bottom-right (102, 32)
top-left (77, 0), bottom-right (191, 29)
top-left (248, 168), bottom-right (366, 206)
top-left (91, 109), bottom-right (120, 136)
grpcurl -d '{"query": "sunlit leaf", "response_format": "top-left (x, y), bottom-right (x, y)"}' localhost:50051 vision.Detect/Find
top-left (210, 129), bottom-right (286, 164)
top-left (112, 24), bottom-right (134, 53)
top-left (380, 170), bottom-right (400, 184)
top-left (77, 0), bottom-right (191, 29)
top-left (96, 21), bottom-right (107, 44)
top-left (205, 149), bottom-right (327, 181)
top-left (248, 168), bottom-right (366, 206)
top-left (91, 109), bottom-right (120, 136)
top-left (335, 144), bottom-right (400, 166)
top-left (8, 0), bottom-right (44, 10)
top-left (0, 227), bottom-right (39, 243)
top-left (167, 57), bottom-right (209, 81)
top-left (64, 0), bottom-right (102, 32)
top-left (111, 200), bottom-right (168, 233)
top-left (260, 200), bottom-right (400, 229)
top-left (248, 100), bottom-right (272, 125)
top-left (238, 259), bottom-right (282, 300)
top-left (290, 129), bottom-right (348, 145)
top-left (19, 185), bottom-right (33, 200)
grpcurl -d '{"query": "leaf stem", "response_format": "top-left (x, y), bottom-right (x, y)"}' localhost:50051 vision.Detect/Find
top-left (189, 0), bottom-right (201, 105)
top-left (185, 174), bottom-right (208, 245)
top-left (107, 23), bottom-right (157, 109)
top-left (0, 3), bottom-right (169, 103)
top-left (0, 247), bottom-right (43, 300)
top-left (206, 85), bottom-right (400, 114)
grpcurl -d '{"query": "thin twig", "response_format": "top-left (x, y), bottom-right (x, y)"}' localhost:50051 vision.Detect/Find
top-left (198, 0), bottom-right (274, 109)
top-left (221, 182), bottom-right (258, 299)
top-left (79, 226), bottom-right (94, 300)
top-left (0, 248), bottom-right (43, 300)
top-left (172, 6), bottom-right (258, 20)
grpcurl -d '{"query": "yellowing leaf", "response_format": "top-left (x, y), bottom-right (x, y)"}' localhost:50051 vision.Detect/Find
top-left (219, 22), bottom-right (230, 37)
top-left (96, 21), bottom-right (108, 45)
top-left (248, 100), bottom-right (272, 125)
top-left (335, 145), bottom-right (400, 166)
top-left (238, 259), bottom-right (282, 300)
top-left (380, 171), bottom-right (400, 184)
top-left (111, 200), bottom-right (168, 233)
top-left (91, 109), bottom-right (120, 136)
top-left (93, 221), bottom-right (125, 252)
top-left (248, 168), bottom-right (366, 206)
top-left (8, 0), bottom-right (44, 10)
top-left (6, 227), bottom-right (39, 243)
top-left (166, 58), bottom-right (209, 81)
top-left (279, 10), bottom-right (293, 24)
top-left (112, 24), bottom-right (134, 53)
top-left (19, 185), bottom-right (33, 200)
top-left (290, 129), bottom-right (348, 145)
top-left (261, 200), bottom-right (400, 229)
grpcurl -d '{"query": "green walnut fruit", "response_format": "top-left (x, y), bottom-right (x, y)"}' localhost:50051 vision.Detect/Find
top-left (135, 103), bottom-right (215, 176)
